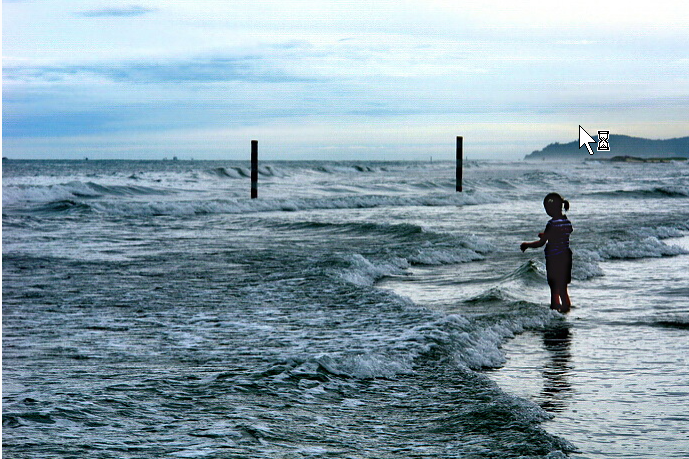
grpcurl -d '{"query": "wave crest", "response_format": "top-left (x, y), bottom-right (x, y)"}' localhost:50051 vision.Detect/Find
top-left (3, 180), bottom-right (172, 208)
top-left (587, 186), bottom-right (689, 199)
top-left (208, 165), bottom-right (285, 179)
top-left (598, 237), bottom-right (688, 259)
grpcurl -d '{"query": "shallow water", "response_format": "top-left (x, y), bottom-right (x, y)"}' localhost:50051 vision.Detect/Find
top-left (497, 244), bottom-right (689, 459)
top-left (3, 159), bottom-right (688, 458)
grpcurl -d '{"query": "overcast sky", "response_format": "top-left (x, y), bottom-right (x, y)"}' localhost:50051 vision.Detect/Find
top-left (3, 0), bottom-right (688, 160)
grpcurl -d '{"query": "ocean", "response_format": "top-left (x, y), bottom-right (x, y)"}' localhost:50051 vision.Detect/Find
top-left (3, 159), bottom-right (688, 458)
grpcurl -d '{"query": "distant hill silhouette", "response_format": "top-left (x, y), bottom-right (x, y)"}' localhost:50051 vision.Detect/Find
top-left (524, 135), bottom-right (689, 160)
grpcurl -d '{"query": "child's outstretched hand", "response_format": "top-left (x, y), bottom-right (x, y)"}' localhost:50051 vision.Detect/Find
top-left (520, 242), bottom-right (528, 252)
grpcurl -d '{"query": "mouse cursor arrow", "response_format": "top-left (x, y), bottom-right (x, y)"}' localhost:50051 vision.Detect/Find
top-left (579, 125), bottom-right (595, 155)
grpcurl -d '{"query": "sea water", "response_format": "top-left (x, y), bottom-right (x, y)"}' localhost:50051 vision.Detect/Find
top-left (3, 159), bottom-right (688, 458)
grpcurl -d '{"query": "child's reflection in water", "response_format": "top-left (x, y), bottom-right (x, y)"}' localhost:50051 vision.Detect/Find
top-left (539, 324), bottom-right (573, 413)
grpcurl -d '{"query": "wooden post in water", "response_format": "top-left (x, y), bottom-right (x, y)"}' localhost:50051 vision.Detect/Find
top-left (251, 140), bottom-right (258, 199)
top-left (456, 136), bottom-right (463, 192)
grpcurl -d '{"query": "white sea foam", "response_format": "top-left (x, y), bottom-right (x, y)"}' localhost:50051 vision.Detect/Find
top-left (598, 236), bottom-right (689, 259)
top-left (207, 165), bottom-right (286, 180)
top-left (2, 181), bottom-right (171, 207)
top-left (337, 254), bottom-right (408, 286)
top-left (406, 233), bottom-right (494, 266)
top-left (585, 185), bottom-right (689, 199)
top-left (208, 167), bottom-right (244, 179)
top-left (569, 239), bottom-right (685, 278)
top-left (288, 304), bottom-right (559, 381)
top-left (573, 249), bottom-right (605, 279)
top-left (83, 191), bottom-right (499, 217)
top-left (337, 235), bottom-right (494, 287)
top-left (2, 181), bottom-right (100, 206)
top-left (630, 224), bottom-right (688, 240)
top-left (406, 246), bottom-right (485, 265)
top-left (403, 307), bottom-right (560, 371)
top-left (316, 352), bottom-right (415, 379)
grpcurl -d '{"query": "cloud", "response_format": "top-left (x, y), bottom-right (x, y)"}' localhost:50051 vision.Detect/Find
top-left (3, 56), bottom-right (311, 85)
top-left (3, 0), bottom-right (688, 159)
top-left (75, 5), bottom-right (154, 18)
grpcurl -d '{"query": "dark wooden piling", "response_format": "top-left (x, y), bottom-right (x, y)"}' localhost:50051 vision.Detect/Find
top-left (456, 136), bottom-right (463, 192)
top-left (251, 140), bottom-right (258, 199)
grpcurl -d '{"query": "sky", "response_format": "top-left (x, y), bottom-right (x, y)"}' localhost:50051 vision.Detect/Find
top-left (2, 0), bottom-right (689, 160)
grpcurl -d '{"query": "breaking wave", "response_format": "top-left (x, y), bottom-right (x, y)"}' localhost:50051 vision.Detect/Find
top-left (586, 186), bottom-right (689, 199)
top-left (25, 191), bottom-right (499, 216)
top-left (2, 181), bottom-right (173, 208)
top-left (208, 165), bottom-right (285, 179)
top-left (597, 237), bottom-right (688, 259)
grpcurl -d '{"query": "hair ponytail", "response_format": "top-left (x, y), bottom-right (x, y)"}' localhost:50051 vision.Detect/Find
top-left (543, 192), bottom-right (569, 211)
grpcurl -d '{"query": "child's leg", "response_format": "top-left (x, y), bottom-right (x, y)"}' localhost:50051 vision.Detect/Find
top-left (549, 284), bottom-right (561, 309)
top-left (559, 284), bottom-right (571, 311)
top-left (562, 286), bottom-right (571, 307)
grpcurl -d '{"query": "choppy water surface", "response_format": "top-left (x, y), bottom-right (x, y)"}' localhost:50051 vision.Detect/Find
top-left (3, 159), bottom-right (688, 458)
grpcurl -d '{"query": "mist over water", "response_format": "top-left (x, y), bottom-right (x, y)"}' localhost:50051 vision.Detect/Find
top-left (3, 159), bottom-right (688, 458)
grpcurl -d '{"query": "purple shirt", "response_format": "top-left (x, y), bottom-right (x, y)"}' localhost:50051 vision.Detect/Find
top-left (544, 216), bottom-right (573, 257)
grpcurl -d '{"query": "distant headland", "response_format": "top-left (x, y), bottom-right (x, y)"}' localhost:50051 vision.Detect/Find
top-left (525, 135), bottom-right (689, 161)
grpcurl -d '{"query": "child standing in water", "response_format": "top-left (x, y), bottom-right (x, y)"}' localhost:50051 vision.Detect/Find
top-left (521, 193), bottom-right (573, 312)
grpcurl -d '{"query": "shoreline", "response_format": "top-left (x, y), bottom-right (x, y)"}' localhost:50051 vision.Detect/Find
top-left (487, 239), bottom-right (689, 458)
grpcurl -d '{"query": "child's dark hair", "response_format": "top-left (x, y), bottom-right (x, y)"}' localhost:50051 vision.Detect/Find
top-left (544, 192), bottom-right (570, 211)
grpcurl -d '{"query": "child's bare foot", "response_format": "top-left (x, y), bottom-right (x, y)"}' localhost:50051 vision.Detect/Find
top-left (550, 303), bottom-right (561, 310)
top-left (558, 304), bottom-right (571, 313)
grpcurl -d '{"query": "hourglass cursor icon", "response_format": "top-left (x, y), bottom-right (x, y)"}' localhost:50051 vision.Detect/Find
top-left (579, 125), bottom-right (596, 155)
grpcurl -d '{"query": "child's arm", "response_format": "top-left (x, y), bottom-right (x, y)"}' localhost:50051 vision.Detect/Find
top-left (520, 232), bottom-right (547, 252)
